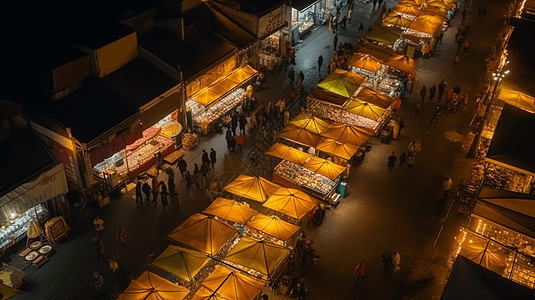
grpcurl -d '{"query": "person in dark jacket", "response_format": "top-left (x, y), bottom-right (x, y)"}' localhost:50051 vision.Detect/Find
top-left (185, 171), bottom-right (193, 193)
top-left (201, 150), bottom-right (211, 173)
top-left (135, 181), bottom-right (143, 204)
top-left (419, 86), bottom-right (427, 102)
top-left (210, 148), bottom-right (217, 169)
top-left (159, 182), bottom-right (168, 208)
top-left (201, 162), bottom-right (209, 186)
top-left (142, 182), bottom-right (151, 202)
top-left (151, 178), bottom-right (159, 204)
top-left (429, 85), bottom-right (437, 101)
top-left (177, 157), bottom-right (187, 178)
top-left (231, 113), bottom-right (239, 134)
top-left (193, 163), bottom-right (201, 188)
top-left (239, 114), bottom-right (247, 133)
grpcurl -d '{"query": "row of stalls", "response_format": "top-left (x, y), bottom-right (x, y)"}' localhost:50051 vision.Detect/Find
top-left (290, 0), bottom-right (342, 45)
top-left (117, 174), bottom-right (322, 299)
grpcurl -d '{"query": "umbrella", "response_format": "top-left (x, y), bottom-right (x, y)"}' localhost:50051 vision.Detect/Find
top-left (263, 187), bottom-right (318, 219)
top-left (382, 14), bottom-right (414, 29)
top-left (266, 143), bottom-right (312, 165)
top-left (356, 43), bottom-right (397, 62)
top-left (194, 265), bottom-right (265, 300)
top-left (317, 69), bottom-right (366, 98)
top-left (347, 53), bottom-right (382, 72)
top-left (408, 18), bottom-right (443, 36)
top-left (316, 138), bottom-right (360, 160)
top-left (353, 87), bottom-right (396, 109)
top-left (392, 4), bottom-right (421, 17)
top-left (224, 236), bottom-right (290, 276)
top-left (223, 175), bottom-right (281, 203)
top-left (203, 197), bottom-right (257, 225)
top-left (320, 123), bottom-right (371, 146)
top-left (278, 124), bottom-right (325, 148)
top-left (383, 55), bottom-right (417, 78)
top-left (344, 99), bottom-right (386, 121)
top-left (118, 271), bottom-right (189, 300)
top-left (248, 214), bottom-right (301, 241)
top-left (167, 213), bottom-right (237, 255)
top-left (366, 26), bottom-right (404, 45)
top-left (152, 245), bottom-right (210, 283)
top-left (0, 283), bottom-right (19, 300)
top-left (301, 156), bottom-right (347, 180)
top-left (289, 113), bottom-right (331, 134)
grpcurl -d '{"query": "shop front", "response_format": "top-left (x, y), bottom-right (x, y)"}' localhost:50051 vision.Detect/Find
top-left (258, 4), bottom-right (290, 70)
top-left (290, 0), bottom-right (338, 44)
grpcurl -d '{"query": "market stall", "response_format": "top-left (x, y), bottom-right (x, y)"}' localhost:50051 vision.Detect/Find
top-left (348, 53), bottom-right (383, 75)
top-left (289, 113), bottom-right (331, 135)
top-left (118, 271), bottom-right (189, 300)
top-left (263, 187), bottom-right (318, 220)
top-left (167, 213), bottom-right (238, 255)
top-left (382, 14), bottom-right (414, 30)
top-left (278, 124), bottom-right (325, 149)
top-left (497, 88), bottom-right (535, 114)
top-left (191, 265), bottom-right (265, 300)
top-left (151, 245), bottom-right (211, 284)
top-left (202, 197), bottom-right (257, 225)
top-left (390, 4), bottom-right (421, 19)
top-left (266, 143), bottom-right (312, 165)
top-left (186, 65), bottom-right (257, 133)
top-left (316, 138), bottom-right (359, 161)
top-left (366, 26), bottom-right (404, 47)
top-left (320, 123), bottom-right (371, 147)
top-left (317, 69), bottom-right (367, 98)
top-left (223, 175), bottom-right (281, 203)
top-left (406, 15), bottom-right (444, 38)
top-left (247, 214), bottom-right (300, 242)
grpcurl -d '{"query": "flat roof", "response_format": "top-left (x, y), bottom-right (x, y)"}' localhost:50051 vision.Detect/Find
top-left (231, 0), bottom-right (288, 15)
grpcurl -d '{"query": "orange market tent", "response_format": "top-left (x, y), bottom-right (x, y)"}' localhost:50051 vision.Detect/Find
top-left (356, 43), bottom-right (397, 62)
top-left (415, 14), bottom-right (448, 25)
top-left (320, 123), bottom-right (371, 146)
top-left (223, 175), bottom-right (281, 203)
top-left (278, 124), bottom-right (325, 148)
top-left (408, 18), bottom-right (443, 36)
top-left (347, 53), bottom-right (383, 72)
top-left (193, 65), bottom-right (257, 106)
top-left (289, 113), bottom-right (331, 134)
top-left (366, 26), bottom-right (404, 45)
top-left (266, 143), bottom-right (311, 165)
top-left (263, 187), bottom-right (318, 219)
top-left (427, 0), bottom-right (454, 10)
top-left (193, 265), bottom-right (265, 300)
top-left (498, 88), bottom-right (535, 113)
top-left (345, 99), bottom-right (387, 121)
top-left (301, 156), bottom-right (347, 180)
top-left (420, 6), bottom-right (449, 17)
top-left (224, 236), bottom-right (290, 276)
top-left (317, 69), bottom-right (366, 98)
top-left (203, 197), bottom-right (257, 224)
top-left (308, 87), bottom-right (350, 107)
top-left (398, 0), bottom-right (421, 5)
top-left (391, 4), bottom-right (421, 17)
top-left (152, 245), bottom-right (210, 282)
top-left (353, 87), bottom-right (396, 109)
top-left (383, 55), bottom-right (417, 78)
top-left (247, 214), bottom-right (301, 241)
top-left (167, 213), bottom-right (237, 255)
top-left (0, 283), bottom-right (19, 300)
top-left (382, 14), bottom-right (414, 29)
top-left (316, 138), bottom-right (359, 160)
top-left (118, 271), bottom-right (189, 300)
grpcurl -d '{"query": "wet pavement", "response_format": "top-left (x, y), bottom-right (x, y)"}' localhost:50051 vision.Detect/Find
top-left (8, 0), bottom-right (509, 299)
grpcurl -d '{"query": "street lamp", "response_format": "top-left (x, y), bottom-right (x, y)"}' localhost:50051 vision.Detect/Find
top-left (466, 68), bottom-right (509, 158)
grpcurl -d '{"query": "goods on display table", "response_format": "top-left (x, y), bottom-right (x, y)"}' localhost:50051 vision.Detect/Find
top-left (0, 205), bottom-right (47, 249)
top-left (0, 263), bottom-right (25, 288)
top-left (484, 162), bottom-right (533, 194)
top-left (273, 160), bottom-right (340, 204)
top-left (163, 150), bottom-right (184, 165)
top-left (361, 77), bottom-right (401, 98)
top-left (44, 216), bottom-right (69, 243)
top-left (187, 88), bottom-right (246, 132)
top-left (182, 132), bottom-right (199, 151)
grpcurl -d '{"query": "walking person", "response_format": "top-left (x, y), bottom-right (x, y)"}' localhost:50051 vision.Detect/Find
top-left (231, 112), bottom-right (239, 134)
top-left (372, 0), bottom-right (377, 10)
top-left (430, 106), bottom-right (441, 126)
top-left (463, 39), bottom-right (470, 54)
top-left (185, 171), bottom-right (193, 193)
top-left (159, 182), bottom-right (168, 208)
top-left (318, 55), bottom-right (323, 73)
top-left (135, 181), bottom-right (143, 204)
top-left (91, 271), bottom-right (104, 292)
top-left (142, 181), bottom-right (151, 202)
top-left (414, 102), bottom-right (420, 122)
top-left (201, 149), bottom-right (210, 169)
top-left (151, 177), bottom-right (159, 204)
top-left (93, 235), bottom-right (105, 259)
top-left (399, 152), bottom-right (407, 168)
top-left (193, 163), bottom-right (200, 187)
top-left (387, 152), bottom-right (397, 171)
top-left (288, 68), bottom-right (295, 86)
top-left (117, 226), bottom-right (126, 244)
top-left (210, 148), bottom-right (217, 169)
top-left (453, 84), bottom-right (461, 96)
top-left (109, 257), bottom-right (119, 273)
top-left (381, 252), bottom-right (393, 276)
top-left (333, 34), bottom-right (338, 51)
top-left (392, 251), bottom-right (401, 273)
top-left (354, 263), bottom-right (367, 285)
top-left (177, 157), bottom-right (187, 178)
top-left (94, 216), bottom-right (104, 235)
top-left (398, 118), bottom-right (405, 136)
top-left (419, 85), bottom-right (427, 102)
top-left (438, 80), bottom-right (447, 100)
top-left (239, 114), bottom-right (247, 133)
top-left (201, 161), bottom-right (209, 186)
top-left (453, 53), bottom-right (460, 66)
top-left (429, 85), bottom-right (437, 101)
top-left (443, 177), bottom-right (453, 198)
top-left (407, 152), bottom-right (416, 169)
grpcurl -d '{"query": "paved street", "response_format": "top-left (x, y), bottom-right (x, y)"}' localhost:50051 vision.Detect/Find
top-left (7, 0), bottom-right (508, 299)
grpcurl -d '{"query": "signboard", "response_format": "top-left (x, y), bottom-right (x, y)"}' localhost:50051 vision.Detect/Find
top-left (49, 139), bottom-right (79, 187)
top-left (258, 5), bottom-right (286, 39)
top-left (406, 46), bottom-right (415, 58)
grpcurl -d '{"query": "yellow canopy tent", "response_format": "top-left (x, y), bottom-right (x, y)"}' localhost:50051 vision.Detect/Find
top-left (427, 0), bottom-right (454, 10)
top-left (344, 99), bottom-right (387, 121)
top-left (118, 271), bottom-right (189, 300)
top-left (278, 124), bottom-right (325, 148)
top-left (383, 55), bottom-right (417, 78)
top-left (0, 283), bottom-right (19, 300)
top-left (498, 88), bottom-right (535, 113)
top-left (308, 87), bottom-right (350, 107)
top-left (193, 265), bottom-right (265, 300)
top-left (408, 18), bottom-right (442, 36)
top-left (366, 26), bottom-right (404, 45)
top-left (320, 123), bottom-right (371, 146)
top-left (356, 43), bottom-right (397, 62)
top-left (317, 69), bottom-right (366, 98)
top-left (152, 245), bottom-right (210, 283)
top-left (223, 175), bottom-right (281, 203)
top-left (167, 213), bottom-right (237, 255)
top-left (316, 138), bottom-right (359, 160)
top-left (301, 156), bottom-right (347, 180)
top-left (347, 53), bottom-right (382, 72)
top-left (248, 214), bottom-right (301, 241)
top-left (193, 65), bottom-right (257, 107)
top-left (203, 197), bottom-right (257, 224)
top-left (415, 14), bottom-right (448, 25)
top-left (392, 4), bottom-right (421, 17)
top-left (420, 6), bottom-right (449, 17)
top-left (353, 87), bottom-right (396, 109)
top-left (398, 0), bottom-right (420, 5)
top-left (266, 143), bottom-right (311, 165)
top-left (289, 113), bottom-right (331, 134)
top-left (263, 187), bottom-right (318, 219)
top-left (382, 14), bottom-right (414, 29)
top-left (224, 236), bottom-right (290, 276)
